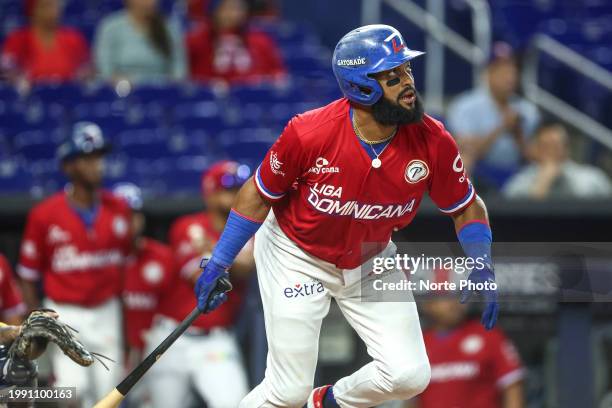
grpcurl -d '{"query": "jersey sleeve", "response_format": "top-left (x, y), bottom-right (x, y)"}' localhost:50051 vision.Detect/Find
top-left (489, 329), bottom-right (524, 389)
top-left (168, 220), bottom-right (206, 281)
top-left (254, 118), bottom-right (305, 201)
top-left (428, 128), bottom-right (476, 214)
top-left (17, 209), bottom-right (46, 281)
top-left (0, 256), bottom-right (26, 319)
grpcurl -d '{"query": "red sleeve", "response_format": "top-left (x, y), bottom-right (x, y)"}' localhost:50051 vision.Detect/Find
top-left (1, 30), bottom-right (27, 69)
top-left (0, 255), bottom-right (26, 319)
top-left (70, 30), bottom-right (90, 68)
top-left (186, 26), bottom-right (213, 80)
top-left (169, 219), bottom-right (206, 281)
top-left (428, 125), bottom-right (475, 214)
top-left (252, 33), bottom-right (286, 77)
top-left (17, 208), bottom-right (46, 281)
top-left (489, 329), bottom-right (524, 389)
top-left (254, 118), bottom-right (306, 201)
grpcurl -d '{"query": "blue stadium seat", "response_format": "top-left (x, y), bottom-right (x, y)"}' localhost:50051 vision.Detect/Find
top-left (13, 130), bottom-right (62, 160)
top-left (115, 128), bottom-right (172, 159)
top-left (219, 128), bottom-right (275, 166)
top-left (0, 160), bottom-right (33, 194)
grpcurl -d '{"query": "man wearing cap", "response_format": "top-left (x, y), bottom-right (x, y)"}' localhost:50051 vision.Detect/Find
top-left (17, 122), bottom-right (130, 408)
top-left (145, 161), bottom-right (252, 408)
top-left (193, 25), bottom-right (499, 408)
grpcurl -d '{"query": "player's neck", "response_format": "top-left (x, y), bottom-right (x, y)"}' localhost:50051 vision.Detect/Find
top-left (352, 106), bottom-right (397, 142)
top-left (67, 183), bottom-right (99, 209)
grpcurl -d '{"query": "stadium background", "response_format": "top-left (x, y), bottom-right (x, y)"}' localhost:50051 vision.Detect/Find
top-left (0, 0), bottom-right (611, 407)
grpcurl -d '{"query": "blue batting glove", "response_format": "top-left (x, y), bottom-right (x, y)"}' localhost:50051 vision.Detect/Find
top-left (460, 267), bottom-right (499, 330)
top-left (194, 259), bottom-right (229, 312)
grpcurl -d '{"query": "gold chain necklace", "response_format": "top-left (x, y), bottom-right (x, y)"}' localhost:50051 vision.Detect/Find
top-left (352, 116), bottom-right (397, 169)
top-left (352, 116), bottom-right (397, 145)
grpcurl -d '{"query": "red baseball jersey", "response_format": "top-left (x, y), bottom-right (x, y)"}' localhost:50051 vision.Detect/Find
top-left (0, 254), bottom-right (26, 320)
top-left (419, 320), bottom-right (524, 408)
top-left (18, 191), bottom-right (131, 306)
top-left (156, 213), bottom-right (245, 330)
top-left (122, 238), bottom-right (175, 350)
top-left (254, 98), bottom-right (475, 269)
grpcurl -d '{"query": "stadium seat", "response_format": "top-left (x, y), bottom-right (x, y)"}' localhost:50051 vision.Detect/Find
top-left (13, 130), bottom-right (62, 160)
top-left (0, 159), bottom-right (33, 194)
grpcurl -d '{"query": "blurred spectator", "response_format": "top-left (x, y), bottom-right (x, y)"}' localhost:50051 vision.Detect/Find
top-left (114, 183), bottom-right (174, 407)
top-left (186, 0), bottom-right (286, 84)
top-left (0, 253), bottom-right (26, 326)
top-left (503, 122), bottom-right (612, 200)
top-left (16, 122), bottom-right (130, 408)
top-left (145, 161), bottom-right (252, 408)
top-left (447, 42), bottom-right (540, 191)
top-left (187, 0), bottom-right (280, 22)
top-left (1, 0), bottom-right (89, 83)
top-left (414, 281), bottom-right (524, 408)
top-left (93, 0), bottom-right (186, 83)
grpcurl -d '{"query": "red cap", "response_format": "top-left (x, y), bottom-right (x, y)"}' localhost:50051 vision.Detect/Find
top-left (201, 160), bottom-right (251, 198)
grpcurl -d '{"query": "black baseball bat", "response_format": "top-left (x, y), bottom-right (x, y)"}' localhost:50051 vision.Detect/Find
top-left (93, 277), bottom-right (232, 408)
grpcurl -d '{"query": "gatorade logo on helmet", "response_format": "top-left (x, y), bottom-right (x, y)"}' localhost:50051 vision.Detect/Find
top-left (332, 24), bottom-right (424, 106)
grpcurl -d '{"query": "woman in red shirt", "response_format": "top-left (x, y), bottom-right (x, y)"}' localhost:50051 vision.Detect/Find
top-left (1, 0), bottom-right (89, 83)
top-left (186, 0), bottom-right (286, 84)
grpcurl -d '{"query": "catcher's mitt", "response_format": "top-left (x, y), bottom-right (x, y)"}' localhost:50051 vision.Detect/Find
top-left (8, 309), bottom-right (113, 370)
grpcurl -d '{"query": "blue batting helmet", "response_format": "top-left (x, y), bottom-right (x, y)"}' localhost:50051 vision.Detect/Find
top-left (332, 24), bottom-right (425, 106)
top-left (113, 182), bottom-right (144, 211)
top-left (56, 121), bottom-right (111, 163)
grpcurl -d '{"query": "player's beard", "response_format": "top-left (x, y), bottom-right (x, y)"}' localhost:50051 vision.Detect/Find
top-left (371, 87), bottom-right (424, 126)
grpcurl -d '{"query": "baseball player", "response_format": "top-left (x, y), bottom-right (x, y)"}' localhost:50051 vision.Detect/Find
top-left (145, 161), bottom-right (252, 408)
top-left (417, 291), bottom-right (523, 408)
top-left (194, 24), bottom-right (499, 408)
top-left (113, 183), bottom-right (174, 362)
top-left (17, 122), bottom-right (130, 407)
top-left (0, 254), bottom-right (26, 325)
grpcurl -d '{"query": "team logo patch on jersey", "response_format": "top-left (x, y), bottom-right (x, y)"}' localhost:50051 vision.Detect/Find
top-left (461, 335), bottom-right (484, 355)
top-left (404, 160), bottom-right (429, 184)
top-left (113, 216), bottom-right (128, 238)
top-left (270, 151), bottom-right (285, 176)
top-left (143, 262), bottom-right (163, 284)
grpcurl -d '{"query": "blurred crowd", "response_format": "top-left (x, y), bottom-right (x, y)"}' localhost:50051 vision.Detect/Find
top-left (1, 0), bottom-right (285, 86)
top-left (1, 0), bottom-right (611, 200)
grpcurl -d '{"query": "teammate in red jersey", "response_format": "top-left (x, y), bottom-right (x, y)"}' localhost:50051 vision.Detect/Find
top-left (113, 182), bottom-right (175, 408)
top-left (0, 254), bottom-right (26, 325)
top-left (193, 25), bottom-right (499, 408)
top-left (416, 284), bottom-right (524, 408)
top-left (17, 122), bottom-right (130, 408)
top-left (113, 183), bottom-right (174, 358)
top-left (145, 161), bottom-right (253, 408)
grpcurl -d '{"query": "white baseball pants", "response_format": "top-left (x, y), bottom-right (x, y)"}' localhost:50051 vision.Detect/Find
top-left (239, 214), bottom-right (430, 408)
top-left (144, 317), bottom-right (249, 408)
top-left (44, 297), bottom-right (123, 408)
